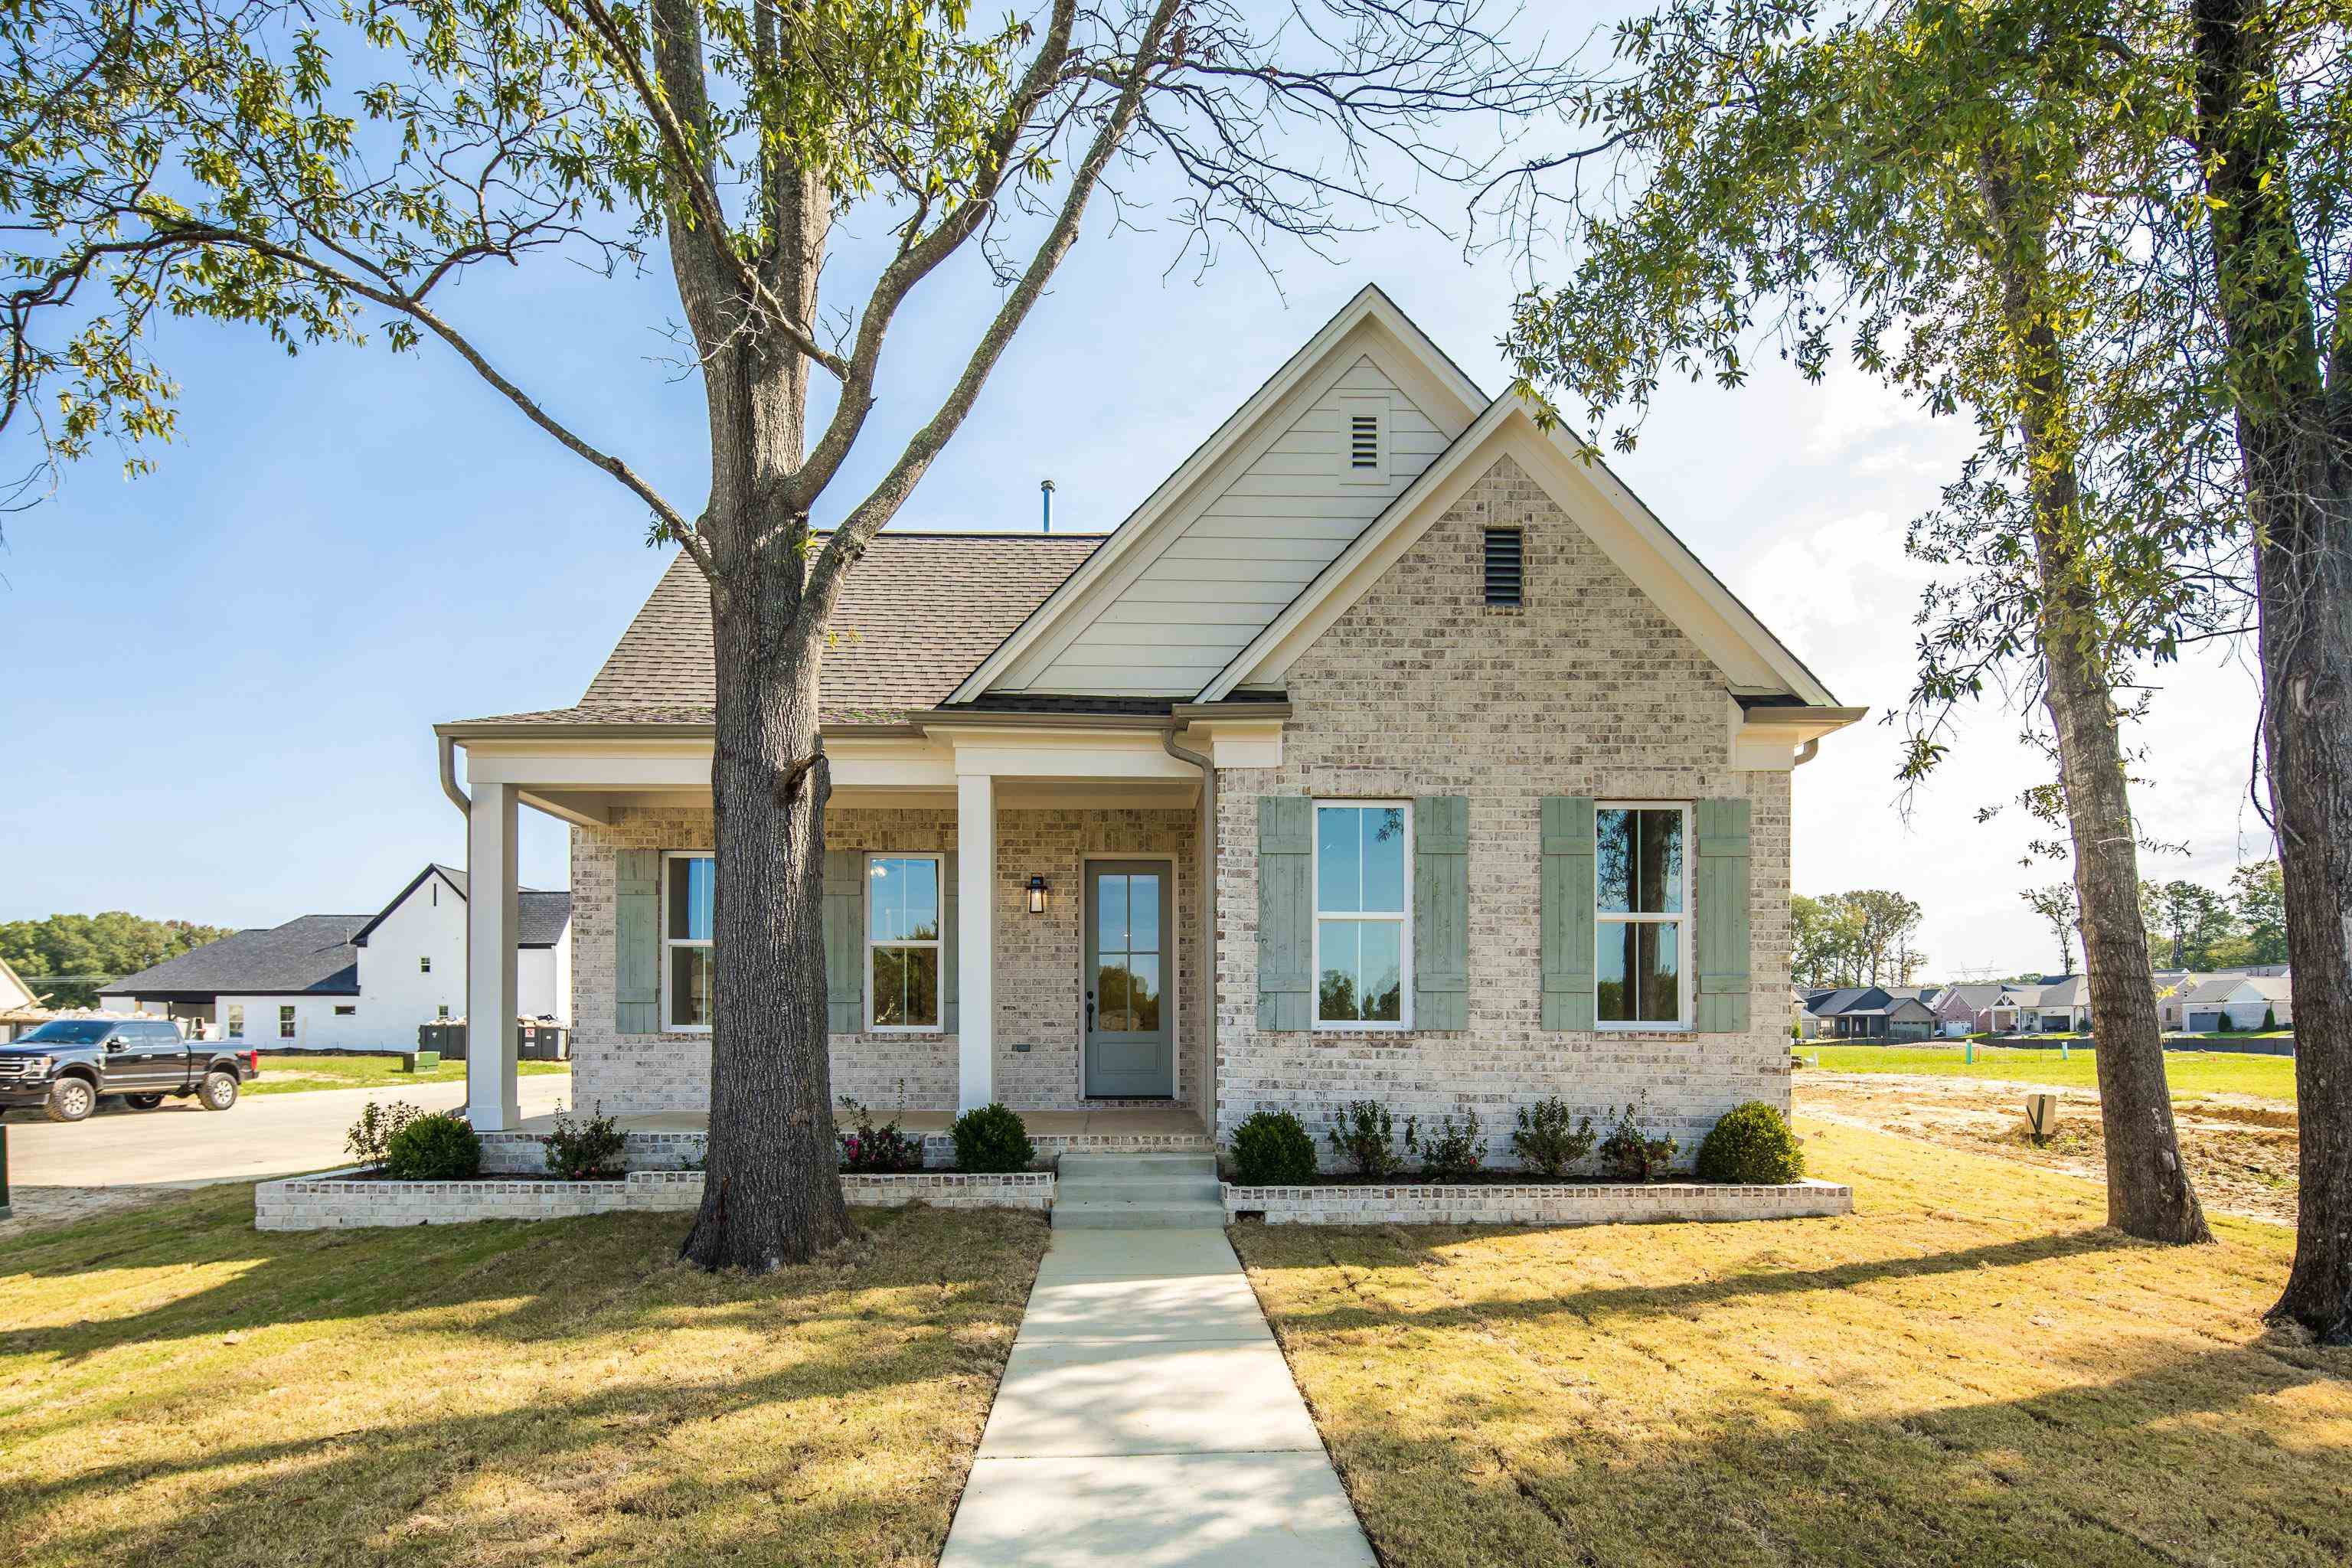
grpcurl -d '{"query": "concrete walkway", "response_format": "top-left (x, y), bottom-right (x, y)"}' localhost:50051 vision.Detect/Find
top-left (942, 1227), bottom-right (1375, 1568)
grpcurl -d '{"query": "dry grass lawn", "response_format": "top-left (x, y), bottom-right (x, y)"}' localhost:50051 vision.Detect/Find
top-left (1232, 1118), bottom-right (2352, 1568)
top-left (0, 1188), bottom-right (1048, 1567)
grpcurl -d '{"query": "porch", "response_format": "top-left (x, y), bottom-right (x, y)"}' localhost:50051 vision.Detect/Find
top-left (477, 1102), bottom-right (1214, 1174)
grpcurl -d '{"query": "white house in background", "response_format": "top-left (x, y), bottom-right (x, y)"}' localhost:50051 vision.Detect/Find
top-left (0, 955), bottom-right (49, 1040)
top-left (100, 865), bottom-right (570, 1047)
top-left (2180, 972), bottom-right (2292, 1032)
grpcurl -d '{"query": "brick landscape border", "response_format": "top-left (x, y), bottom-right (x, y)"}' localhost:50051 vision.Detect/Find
top-left (477, 1126), bottom-right (1214, 1175)
top-left (1222, 1177), bottom-right (1854, 1227)
top-left (256, 1167), bottom-right (1054, 1230)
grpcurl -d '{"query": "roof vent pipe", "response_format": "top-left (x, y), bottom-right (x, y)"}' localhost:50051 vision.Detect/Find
top-left (1040, 478), bottom-right (1055, 533)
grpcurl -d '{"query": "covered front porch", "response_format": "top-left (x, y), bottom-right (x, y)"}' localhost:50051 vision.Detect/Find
top-left (476, 1102), bottom-right (1214, 1174)
top-left (439, 705), bottom-right (1283, 1136)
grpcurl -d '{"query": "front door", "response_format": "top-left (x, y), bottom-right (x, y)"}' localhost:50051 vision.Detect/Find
top-left (1084, 861), bottom-right (1174, 1098)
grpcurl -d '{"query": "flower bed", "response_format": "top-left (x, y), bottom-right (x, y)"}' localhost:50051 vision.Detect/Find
top-left (1222, 1177), bottom-right (1854, 1227)
top-left (256, 1167), bottom-right (1054, 1231)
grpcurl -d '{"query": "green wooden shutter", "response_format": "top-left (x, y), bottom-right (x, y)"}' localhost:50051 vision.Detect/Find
top-left (1540, 797), bottom-right (1596, 1031)
top-left (940, 850), bottom-right (960, 1034)
top-left (616, 850), bottom-right (662, 1034)
top-left (1257, 796), bottom-right (1313, 1030)
top-left (1413, 795), bottom-right (1469, 1030)
top-left (823, 849), bottom-right (865, 1034)
top-left (1695, 798), bottom-right (1753, 1032)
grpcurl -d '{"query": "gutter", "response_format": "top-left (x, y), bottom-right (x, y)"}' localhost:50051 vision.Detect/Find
top-left (439, 733), bottom-right (470, 813)
top-left (1161, 723), bottom-right (1217, 1130)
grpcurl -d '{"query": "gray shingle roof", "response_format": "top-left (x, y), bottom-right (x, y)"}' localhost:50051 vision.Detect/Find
top-left (348, 865), bottom-right (572, 949)
top-left (564, 532), bottom-right (1106, 725)
top-left (107, 915), bottom-right (366, 998)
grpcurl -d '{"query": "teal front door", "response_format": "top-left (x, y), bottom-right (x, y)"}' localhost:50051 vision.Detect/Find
top-left (1085, 861), bottom-right (1174, 1098)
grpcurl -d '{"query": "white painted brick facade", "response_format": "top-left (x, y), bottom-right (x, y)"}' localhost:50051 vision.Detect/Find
top-left (1213, 454), bottom-right (1795, 1168)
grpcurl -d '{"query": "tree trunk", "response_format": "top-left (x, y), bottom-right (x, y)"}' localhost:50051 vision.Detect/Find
top-left (2194, 0), bottom-right (2352, 1338)
top-left (1980, 162), bottom-right (2212, 1245)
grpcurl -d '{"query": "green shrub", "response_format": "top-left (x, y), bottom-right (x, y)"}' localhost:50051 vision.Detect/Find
top-left (384, 1113), bottom-right (482, 1181)
top-left (1408, 1110), bottom-right (1486, 1181)
top-left (1510, 1097), bottom-right (1596, 1178)
top-left (344, 1099), bottom-right (421, 1166)
top-left (2262, 1006), bottom-right (2278, 1031)
top-left (951, 1103), bottom-right (1034, 1173)
top-left (1597, 1099), bottom-right (1677, 1183)
top-left (2217, 1013), bottom-right (2236, 1033)
top-left (1230, 1109), bottom-right (1319, 1184)
top-left (1325, 1100), bottom-right (1403, 1177)
top-left (1695, 1101), bottom-right (1806, 1184)
top-left (543, 1105), bottom-right (628, 1181)
top-left (838, 1095), bottom-right (924, 1174)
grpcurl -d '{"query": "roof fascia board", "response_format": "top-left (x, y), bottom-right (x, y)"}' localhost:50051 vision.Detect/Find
top-left (349, 864), bottom-right (459, 949)
top-left (1200, 397), bottom-right (1839, 707)
top-left (947, 286), bottom-right (1485, 703)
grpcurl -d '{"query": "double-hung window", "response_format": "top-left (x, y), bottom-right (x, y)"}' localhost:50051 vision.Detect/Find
top-left (1596, 803), bottom-right (1690, 1027)
top-left (225, 1004), bottom-right (244, 1039)
top-left (1313, 802), bottom-right (1410, 1027)
top-left (867, 854), bottom-right (942, 1031)
top-left (278, 1004), bottom-right (297, 1040)
top-left (664, 852), bottom-right (715, 1031)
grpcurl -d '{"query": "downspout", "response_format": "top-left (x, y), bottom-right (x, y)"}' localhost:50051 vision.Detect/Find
top-left (440, 734), bottom-right (473, 1101)
top-left (439, 733), bottom-right (472, 813)
top-left (1163, 724), bottom-right (1215, 1138)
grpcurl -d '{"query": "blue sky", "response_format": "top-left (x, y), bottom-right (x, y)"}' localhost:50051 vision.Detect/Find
top-left (0, 24), bottom-right (2269, 974)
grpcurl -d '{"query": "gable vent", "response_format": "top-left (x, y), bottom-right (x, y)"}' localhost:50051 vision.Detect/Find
top-left (1484, 527), bottom-right (1524, 606)
top-left (1349, 413), bottom-right (1380, 469)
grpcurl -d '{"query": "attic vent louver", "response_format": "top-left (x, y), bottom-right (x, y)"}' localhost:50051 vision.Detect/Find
top-left (1484, 527), bottom-right (1524, 606)
top-left (1349, 413), bottom-right (1380, 469)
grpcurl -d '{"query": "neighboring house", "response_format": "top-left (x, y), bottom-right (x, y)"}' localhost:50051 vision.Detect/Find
top-left (435, 285), bottom-right (1862, 1159)
top-left (1808, 987), bottom-right (1938, 1040)
top-left (2180, 972), bottom-right (2292, 1032)
top-left (0, 955), bottom-right (50, 1040)
top-left (99, 865), bottom-right (570, 1047)
top-left (1931, 983), bottom-right (2009, 1037)
top-left (1984, 984), bottom-right (2042, 1034)
top-left (2022, 975), bottom-right (2090, 1032)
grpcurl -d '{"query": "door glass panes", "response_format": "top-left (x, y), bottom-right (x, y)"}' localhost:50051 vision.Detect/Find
top-left (1596, 808), bottom-right (1684, 913)
top-left (1597, 920), bottom-right (1681, 1024)
top-left (668, 855), bottom-right (715, 939)
top-left (1093, 872), bottom-right (1162, 1034)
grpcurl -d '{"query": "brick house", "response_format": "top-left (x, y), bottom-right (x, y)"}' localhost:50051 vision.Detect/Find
top-left (436, 287), bottom-right (1861, 1167)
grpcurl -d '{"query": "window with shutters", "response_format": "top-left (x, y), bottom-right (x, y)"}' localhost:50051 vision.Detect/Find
top-left (1339, 400), bottom-right (1385, 484)
top-left (1595, 803), bottom-right (1690, 1027)
top-left (662, 851), bottom-right (715, 1031)
top-left (867, 854), bottom-right (942, 1031)
top-left (1483, 527), bottom-right (1524, 606)
top-left (1312, 801), bottom-right (1412, 1027)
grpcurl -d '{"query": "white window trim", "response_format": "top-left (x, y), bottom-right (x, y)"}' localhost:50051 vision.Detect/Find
top-left (1338, 396), bottom-right (1387, 485)
top-left (1309, 799), bottom-right (1414, 1031)
top-left (661, 849), bottom-right (715, 1034)
top-left (225, 1004), bottom-right (244, 1040)
top-left (278, 1004), bottom-right (297, 1040)
top-left (1595, 800), bottom-right (1694, 1032)
top-left (864, 852), bottom-right (946, 1034)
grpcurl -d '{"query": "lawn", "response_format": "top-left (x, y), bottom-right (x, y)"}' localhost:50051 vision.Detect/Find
top-left (1233, 1119), bottom-right (2352, 1568)
top-left (243, 1052), bottom-right (571, 1096)
top-left (0, 1191), bottom-right (1049, 1567)
top-left (1804, 1043), bottom-right (2297, 1101)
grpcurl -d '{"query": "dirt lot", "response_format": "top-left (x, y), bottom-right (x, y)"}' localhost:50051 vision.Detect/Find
top-left (1795, 1070), bottom-right (2300, 1225)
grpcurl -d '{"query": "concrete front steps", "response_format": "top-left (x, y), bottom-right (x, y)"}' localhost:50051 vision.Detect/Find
top-left (1053, 1152), bottom-right (1224, 1230)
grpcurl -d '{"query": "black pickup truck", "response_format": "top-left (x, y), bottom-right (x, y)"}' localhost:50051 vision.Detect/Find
top-left (0, 1018), bottom-right (260, 1122)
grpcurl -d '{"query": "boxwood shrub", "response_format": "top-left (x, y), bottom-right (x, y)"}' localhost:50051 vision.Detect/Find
top-left (1695, 1101), bottom-right (1805, 1185)
top-left (951, 1103), bottom-right (1034, 1173)
top-left (384, 1112), bottom-right (482, 1181)
top-left (1230, 1109), bottom-right (1318, 1184)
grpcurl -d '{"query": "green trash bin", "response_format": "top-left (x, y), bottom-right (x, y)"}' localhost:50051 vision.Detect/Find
top-left (410, 1050), bottom-right (442, 1073)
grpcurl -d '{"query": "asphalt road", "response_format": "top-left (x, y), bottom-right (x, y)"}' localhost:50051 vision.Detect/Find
top-left (1, 1072), bottom-right (574, 1190)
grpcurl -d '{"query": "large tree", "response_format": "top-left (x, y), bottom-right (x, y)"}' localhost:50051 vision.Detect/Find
top-left (0, 913), bottom-right (234, 1008)
top-left (0, 0), bottom-right (1572, 1267)
top-left (1500, 0), bottom-right (2214, 1243)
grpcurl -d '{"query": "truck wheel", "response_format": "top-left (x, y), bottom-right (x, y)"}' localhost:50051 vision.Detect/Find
top-left (198, 1070), bottom-right (240, 1112)
top-left (126, 1093), bottom-right (165, 1110)
top-left (44, 1076), bottom-right (96, 1122)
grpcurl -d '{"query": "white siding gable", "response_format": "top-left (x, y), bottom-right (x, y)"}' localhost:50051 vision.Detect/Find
top-left (1021, 355), bottom-right (1449, 696)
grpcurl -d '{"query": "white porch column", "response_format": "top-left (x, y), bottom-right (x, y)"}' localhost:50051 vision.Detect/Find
top-left (466, 781), bottom-right (521, 1131)
top-left (957, 771), bottom-right (995, 1111)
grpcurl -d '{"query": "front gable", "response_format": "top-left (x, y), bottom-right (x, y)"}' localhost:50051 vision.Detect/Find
top-left (952, 286), bottom-right (1485, 702)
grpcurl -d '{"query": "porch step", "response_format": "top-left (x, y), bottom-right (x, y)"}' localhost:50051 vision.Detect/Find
top-left (1052, 1152), bottom-right (1225, 1230)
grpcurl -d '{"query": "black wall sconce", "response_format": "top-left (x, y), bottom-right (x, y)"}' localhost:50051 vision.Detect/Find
top-left (1026, 874), bottom-right (1050, 914)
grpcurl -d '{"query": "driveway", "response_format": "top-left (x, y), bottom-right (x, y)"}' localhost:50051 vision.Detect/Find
top-left (2, 1073), bottom-right (575, 1191)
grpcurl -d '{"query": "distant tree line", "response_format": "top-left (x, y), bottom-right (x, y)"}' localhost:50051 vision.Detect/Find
top-left (2139, 862), bottom-right (2287, 973)
top-left (1792, 891), bottom-right (1926, 990)
top-left (0, 913), bottom-right (234, 1010)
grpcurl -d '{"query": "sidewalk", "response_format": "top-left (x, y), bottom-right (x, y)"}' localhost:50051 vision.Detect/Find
top-left (942, 1227), bottom-right (1375, 1568)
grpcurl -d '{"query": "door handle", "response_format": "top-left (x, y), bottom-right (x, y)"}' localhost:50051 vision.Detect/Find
top-left (1086, 989), bottom-right (1095, 1031)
